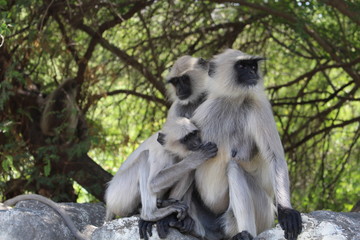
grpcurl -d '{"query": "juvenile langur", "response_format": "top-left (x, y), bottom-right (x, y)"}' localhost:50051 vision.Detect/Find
top-left (139, 118), bottom-right (217, 239)
top-left (191, 49), bottom-right (302, 240)
top-left (40, 78), bottom-right (81, 144)
top-left (105, 56), bottom-right (209, 220)
top-left (107, 117), bottom-right (217, 240)
top-left (4, 194), bottom-right (88, 240)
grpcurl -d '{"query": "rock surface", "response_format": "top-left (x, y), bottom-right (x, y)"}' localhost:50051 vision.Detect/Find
top-left (256, 211), bottom-right (360, 240)
top-left (0, 200), bottom-right (105, 240)
top-left (1, 200), bottom-right (359, 240)
top-left (91, 216), bottom-right (197, 240)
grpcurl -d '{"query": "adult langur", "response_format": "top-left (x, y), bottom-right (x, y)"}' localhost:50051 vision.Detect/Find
top-left (191, 49), bottom-right (302, 240)
top-left (40, 78), bottom-right (81, 144)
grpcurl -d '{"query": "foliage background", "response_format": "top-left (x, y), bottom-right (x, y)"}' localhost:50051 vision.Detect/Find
top-left (0, 0), bottom-right (359, 212)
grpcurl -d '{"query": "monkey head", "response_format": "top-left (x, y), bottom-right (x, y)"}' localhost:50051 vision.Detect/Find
top-left (60, 78), bottom-right (79, 97)
top-left (157, 117), bottom-right (202, 158)
top-left (166, 56), bottom-right (209, 104)
top-left (208, 49), bottom-right (265, 98)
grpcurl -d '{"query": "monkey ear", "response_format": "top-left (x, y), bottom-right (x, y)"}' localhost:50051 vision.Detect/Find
top-left (157, 132), bottom-right (166, 145)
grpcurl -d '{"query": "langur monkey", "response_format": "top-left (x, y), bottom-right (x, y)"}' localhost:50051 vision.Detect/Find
top-left (4, 194), bottom-right (88, 240)
top-left (166, 56), bottom-right (208, 120)
top-left (139, 118), bottom-right (217, 239)
top-left (107, 117), bottom-right (217, 240)
top-left (191, 49), bottom-right (302, 240)
top-left (105, 56), bottom-right (209, 220)
top-left (40, 78), bottom-right (82, 144)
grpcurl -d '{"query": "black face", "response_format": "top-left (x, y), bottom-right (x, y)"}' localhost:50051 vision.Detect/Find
top-left (180, 130), bottom-right (202, 151)
top-left (234, 59), bottom-right (262, 86)
top-left (167, 75), bottom-right (192, 100)
top-left (63, 79), bottom-right (78, 92)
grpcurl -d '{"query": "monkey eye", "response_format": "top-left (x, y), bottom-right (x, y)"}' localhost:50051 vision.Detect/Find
top-left (167, 77), bottom-right (179, 84)
top-left (180, 135), bottom-right (188, 144)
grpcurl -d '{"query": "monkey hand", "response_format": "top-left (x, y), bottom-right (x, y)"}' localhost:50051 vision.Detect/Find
top-left (278, 206), bottom-right (302, 240)
top-left (199, 142), bottom-right (218, 159)
top-left (156, 214), bottom-right (195, 238)
top-left (231, 231), bottom-right (254, 240)
top-left (139, 219), bottom-right (155, 240)
top-left (169, 201), bottom-right (189, 220)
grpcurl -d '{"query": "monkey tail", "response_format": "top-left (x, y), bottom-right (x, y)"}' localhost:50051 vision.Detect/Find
top-left (4, 194), bottom-right (88, 240)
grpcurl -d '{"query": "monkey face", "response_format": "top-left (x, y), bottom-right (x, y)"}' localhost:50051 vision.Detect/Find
top-left (207, 49), bottom-right (266, 98)
top-left (166, 56), bottom-right (209, 104)
top-left (234, 59), bottom-right (262, 86)
top-left (62, 78), bottom-right (78, 94)
top-left (167, 75), bottom-right (192, 100)
top-left (180, 130), bottom-right (202, 151)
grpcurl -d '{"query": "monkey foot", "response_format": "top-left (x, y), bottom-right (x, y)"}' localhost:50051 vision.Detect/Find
top-left (156, 214), bottom-right (195, 239)
top-left (231, 231), bottom-right (254, 240)
top-left (138, 219), bottom-right (155, 240)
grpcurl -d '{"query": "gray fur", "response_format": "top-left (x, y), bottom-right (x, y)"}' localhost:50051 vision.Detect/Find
top-left (40, 78), bottom-right (80, 143)
top-left (105, 56), bottom-right (209, 222)
top-left (191, 49), bottom-right (293, 238)
top-left (107, 118), bottom-right (215, 223)
top-left (173, 92), bottom-right (207, 119)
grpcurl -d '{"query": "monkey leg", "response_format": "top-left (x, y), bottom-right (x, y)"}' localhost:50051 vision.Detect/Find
top-left (224, 160), bottom-right (256, 238)
top-left (247, 175), bottom-right (276, 234)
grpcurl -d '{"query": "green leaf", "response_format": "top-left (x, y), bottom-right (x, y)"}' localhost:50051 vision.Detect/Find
top-left (44, 158), bottom-right (51, 177)
top-left (2, 156), bottom-right (13, 172)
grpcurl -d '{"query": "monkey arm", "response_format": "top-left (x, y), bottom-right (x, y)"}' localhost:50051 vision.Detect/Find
top-left (149, 142), bottom-right (217, 194)
top-left (149, 160), bottom-right (195, 194)
top-left (249, 104), bottom-right (292, 208)
top-left (250, 104), bottom-right (302, 239)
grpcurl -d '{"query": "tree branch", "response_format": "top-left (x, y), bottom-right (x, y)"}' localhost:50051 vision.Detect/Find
top-left (214, 0), bottom-right (360, 86)
top-left (320, 0), bottom-right (360, 26)
top-left (76, 23), bottom-right (167, 96)
top-left (286, 116), bottom-right (360, 152)
top-left (267, 58), bottom-right (360, 91)
top-left (94, 89), bottom-right (168, 106)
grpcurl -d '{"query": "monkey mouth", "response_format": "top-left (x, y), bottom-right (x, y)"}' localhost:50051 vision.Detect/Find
top-left (239, 79), bottom-right (257, 86)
